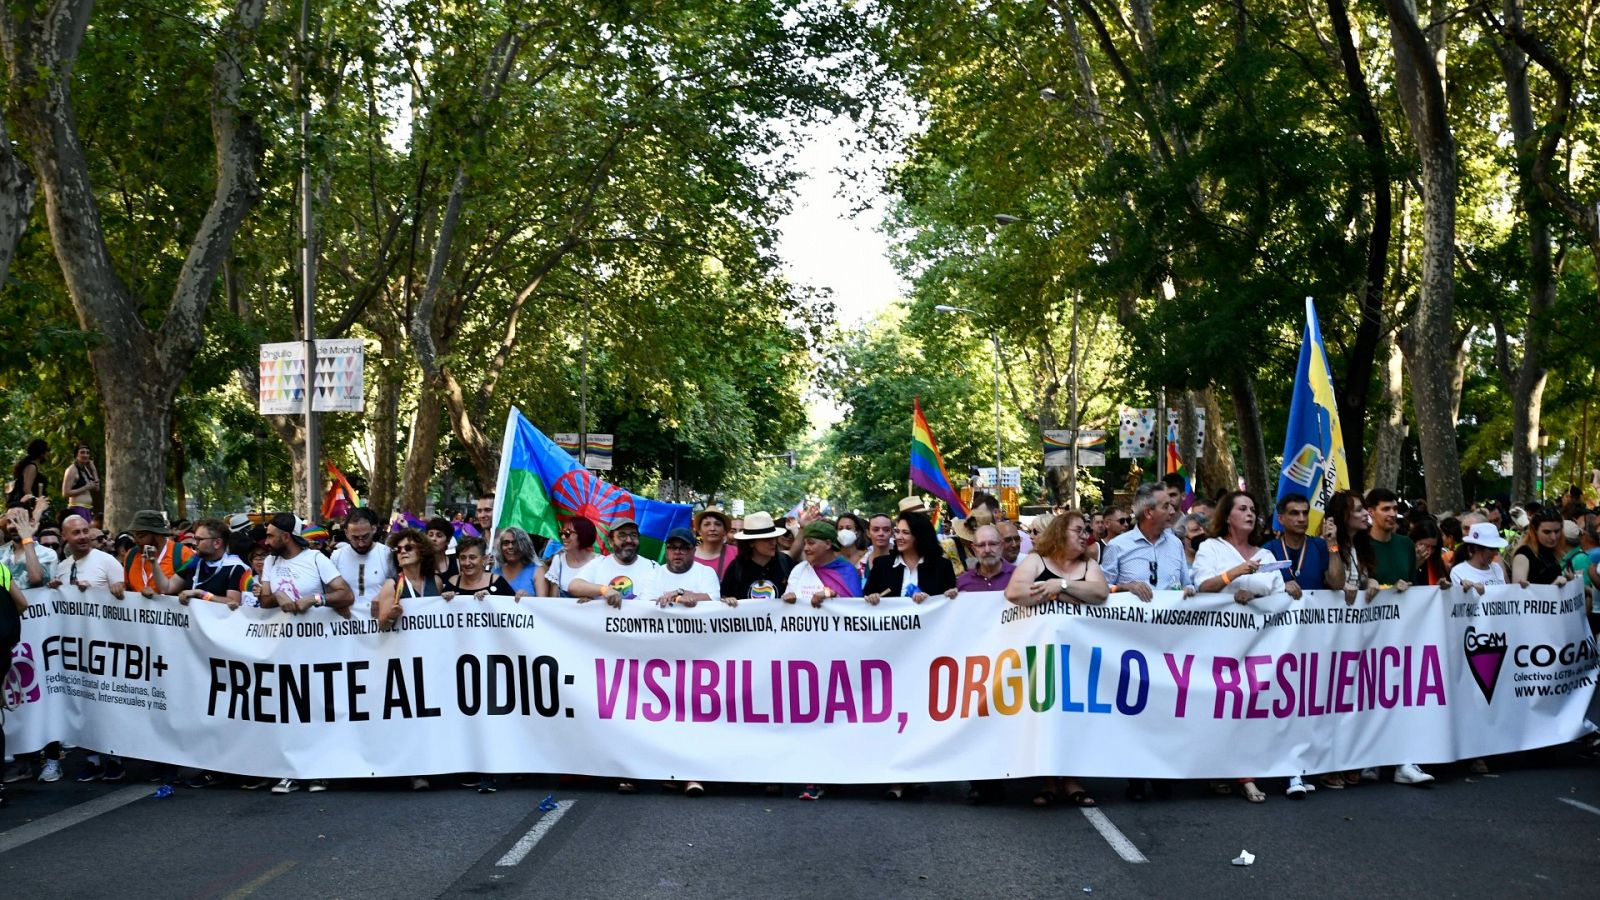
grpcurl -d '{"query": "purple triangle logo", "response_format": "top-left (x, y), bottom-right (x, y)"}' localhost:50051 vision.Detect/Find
top-left (1463, 627), bottom-right (1508, 703)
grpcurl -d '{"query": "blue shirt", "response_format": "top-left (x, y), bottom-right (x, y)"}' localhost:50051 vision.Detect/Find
top-left (1102, 526), bottom-right (1192, 590)
top-left (1262, 535), bottom-right (1330, 591)
top-left (495, 564), bottom-right (541, 595)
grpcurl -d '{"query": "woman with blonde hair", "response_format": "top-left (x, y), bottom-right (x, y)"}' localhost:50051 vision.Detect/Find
top-left (1005, 511), bottom-right (1107, 808)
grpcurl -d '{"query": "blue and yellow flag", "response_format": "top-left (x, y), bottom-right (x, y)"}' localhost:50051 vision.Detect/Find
top-left (1274, 298), bottom-right (1349, 533)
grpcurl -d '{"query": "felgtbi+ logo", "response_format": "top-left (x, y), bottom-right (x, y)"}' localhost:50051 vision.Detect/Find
top-left (1463, 626), bottom-right (1508, 702)
top-left (4, 642), bottom-right (41, 709)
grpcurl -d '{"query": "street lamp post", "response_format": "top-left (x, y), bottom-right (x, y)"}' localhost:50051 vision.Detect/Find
top-left (934, 305), bottom-right (1002, 490)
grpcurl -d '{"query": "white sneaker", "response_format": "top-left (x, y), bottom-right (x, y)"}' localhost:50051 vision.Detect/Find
top-left (1394, 763), bottom-right (1435, 785)
top-left (38, 759), bottom-right (62, 783)
top-left (1359, 767), bottom-right (1379, 782)
top-left (1285, 776), bottom-right (1310, 799)
top-left (271, 778), bottom-right (300, 794)
top-left (410, 777), bottom-right (430, 791)
top-left (307, 779), bottom-right (329, 793)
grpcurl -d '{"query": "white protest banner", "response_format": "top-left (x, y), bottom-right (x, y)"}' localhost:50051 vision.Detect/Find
top-left (4, 584), bottom-right (1594, 782)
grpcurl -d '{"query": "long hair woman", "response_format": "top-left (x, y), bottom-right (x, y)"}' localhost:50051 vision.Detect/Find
top-left (863, 510), bottom-right (956, 603)
top-left (1323, 490), bottom-right (1378, 605)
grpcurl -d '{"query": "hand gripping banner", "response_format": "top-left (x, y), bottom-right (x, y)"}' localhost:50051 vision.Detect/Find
top-left (4, 584), bottom-right (1595, 782)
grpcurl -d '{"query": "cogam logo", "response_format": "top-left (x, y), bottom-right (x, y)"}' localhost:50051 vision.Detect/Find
top-left (4, 642), bottom-right (42, 709)
top-left (1463, 626), bottom-right (1508, 703)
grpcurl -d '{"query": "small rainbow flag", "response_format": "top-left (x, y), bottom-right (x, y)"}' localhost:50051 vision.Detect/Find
top-left (1166, 442), bottom-right (1193, 509)
top-left (910, 399), bottom-right (970, 518)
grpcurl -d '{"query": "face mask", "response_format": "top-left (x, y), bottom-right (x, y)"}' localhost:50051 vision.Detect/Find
top-left (837, 529), bottom-right (858, 547)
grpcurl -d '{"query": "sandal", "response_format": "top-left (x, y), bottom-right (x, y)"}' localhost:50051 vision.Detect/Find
top-left (1065, 790), bottom-right (1097, 808)
top-left (1318, 773), bottom-right (1347, 790)
top-left (1032, 789), bottom-right (1058, 808)
top-left (1241, 782), bottom-right (1267, 803)
top-left (1469, 758), bottom-right (1489, 774)
top-left (616, 781), bottom-right (638, 794)
top-left (684, 781), bottom-right (705, 797)
top-left (1343, 770), bottom-right (1362, 785)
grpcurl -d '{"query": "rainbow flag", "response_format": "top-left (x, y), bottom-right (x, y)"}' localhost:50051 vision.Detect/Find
top-left (321, 461), bottom-right (360, 522)
top-left (493, 408), bottom-right (692, 562)
top-left (910, 399), bottom-right (969, 518)
top-left (1165, 442), bottom-right (1193, 510)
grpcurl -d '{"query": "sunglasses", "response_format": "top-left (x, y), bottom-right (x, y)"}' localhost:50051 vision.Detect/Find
top-left (559, 530), bottom-right (574, 538)
top-left (1118, 518), bottom-right (1133, 526)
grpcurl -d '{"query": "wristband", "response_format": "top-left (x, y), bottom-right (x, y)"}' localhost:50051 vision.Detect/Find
top-left (1327, 543), bottom-right (1340, 553)
top-left (1222, 570), bottom-right (1233, 586)
top-left (20, 537), bottom-right (33, 546)
top-left (1108, 584), bottom-right (1119, 593)
top-left (313, 593), bottom-right (324, 607)
top-left (202, 591), bottom-right (214, 602)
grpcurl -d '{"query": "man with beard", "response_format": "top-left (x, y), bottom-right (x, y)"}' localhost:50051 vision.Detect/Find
top-left (174, 518), bottom-right (254, 609)
top-left (122, 510), bottom-right (195, 598)
top-left (329, 507), bottom-right (393, 606)
top-left (255, 513), bottom-right (353, 616)
top-left (569, 516), bottom-right (661, 607)
top-left (956, 525), bottom-right (1016, 592)
top-left (654, 528), bottom-right (722, 607)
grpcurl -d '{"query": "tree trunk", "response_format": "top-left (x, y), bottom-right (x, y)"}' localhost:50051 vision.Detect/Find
top-left (0, 116), bottom-right (34, 287)
top-left (1, 0), bottom-right (265, 527)
top-left (367, 326), bottom-right (403, 516)
top-left (400, 389), bottom-right (444, 513)
top-left (171, 424), bottom-right (186, 519)
top-left (1197, 386), bottom-right (1238, 499)
top-left (96, 369), bottom-right (174, 530)
top-left (1228, 372), bottom-right (1270, 497)
top-left (1384, 0), bottom-right (1466, 512)
top-left (1369, 333), bottom-right (1406, 491)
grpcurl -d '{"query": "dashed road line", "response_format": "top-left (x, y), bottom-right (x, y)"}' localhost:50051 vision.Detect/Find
top-left (1557, 797), bottom-right (1600, 817)
top-left (0, 785), bottom-right (151, 854)
top-left (220, 860), bottom-right (297, 900)
top-left (1080, 806), bottom-right (1149, 863)
top-left (495, 800), bottom-right (577, 866)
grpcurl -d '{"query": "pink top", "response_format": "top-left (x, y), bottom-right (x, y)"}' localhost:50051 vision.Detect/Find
top-left (694, 544), bottom-right (738, 578)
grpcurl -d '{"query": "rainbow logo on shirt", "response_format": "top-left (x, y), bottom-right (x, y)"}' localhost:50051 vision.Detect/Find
top-left (748, 580), bottom-right (776, 601)
top-left (608, 575), bottom-right (636, 600)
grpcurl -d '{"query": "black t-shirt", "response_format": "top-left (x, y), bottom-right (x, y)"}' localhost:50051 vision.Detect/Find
top-left (1513, 545), bottom-right (1563, 585)
top-left (184, 555), bottom-right (254, 597)
top-left (444, 573), bottom-right (516, 596)
top-left (436, 554), bottom-right (460, 584)
top-left (720, 553), bottom-right (795, 600)
top-left (0, 567), bottom-right (21, 642)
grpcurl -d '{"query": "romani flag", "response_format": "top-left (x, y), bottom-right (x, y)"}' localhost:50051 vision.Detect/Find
top-left (493, 407), bottom-right (692, 562)
top-left (321, 461), bottom-right (360, 522)
top-left (909, 399), bottom-right (970, 518)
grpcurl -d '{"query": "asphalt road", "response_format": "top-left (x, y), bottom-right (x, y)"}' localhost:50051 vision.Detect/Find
top-left (3, 738), bottom-right (1599, 899)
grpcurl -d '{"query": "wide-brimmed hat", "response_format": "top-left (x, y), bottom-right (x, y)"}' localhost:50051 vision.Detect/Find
top-left (734, 511), bottom-right (785, 540)
top-left (952, 507), bottom-right (996, 543)
top-left (897, 496), bottom-right (928, 514)
top-left (1463, 522), bottom-right (1508, 550)
top-left (127, 509), bottom-right (171, 536)
top-left (694, 506), bottom-right (731, 532)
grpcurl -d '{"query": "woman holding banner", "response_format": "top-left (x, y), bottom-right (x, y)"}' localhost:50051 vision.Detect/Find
top-left (493, 527), bottom-right (539, 597)
top-left (539, 518), bottom-right (597, 598)
top-left (1192, 491), bottom-right (1295, 803)
top-left (1005, 511), bottom-right (1106, 808)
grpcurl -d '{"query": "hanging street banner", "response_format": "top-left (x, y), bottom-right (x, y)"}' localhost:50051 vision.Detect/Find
top-left (4, 584), bottom-right (1593, 783)
top-left (585, 433), bottom-right (614, 470)
top-left (1045, 430), bottom-right (1107, 468)
top-left (258, 340), bottom-right (366, 415)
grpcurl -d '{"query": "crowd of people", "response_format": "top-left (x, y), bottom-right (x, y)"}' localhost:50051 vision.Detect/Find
top-left (3, 442), bottom-right (1599, 810)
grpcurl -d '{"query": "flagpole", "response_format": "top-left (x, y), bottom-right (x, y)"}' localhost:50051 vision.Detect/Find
top-left (297, 0), bottom-right (319, 522)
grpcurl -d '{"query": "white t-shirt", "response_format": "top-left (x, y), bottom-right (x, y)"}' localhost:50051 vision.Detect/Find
top-left (1192, 538), bottom-right (1285, 596)
top-left (1, 540), bottom-right (58, 586)
top-left (329, 542), bottom-right (395, 605)
top-left (654, 563), bottom-right (721, 600)
top-left (262, 550), bottom-right (344, 603)
top-left (60, 548), bottom-right (123, 588)
top-left (543, 551), bottom-right (597, 596)
top-left (572, 554), bottom-right (661, 602)
top-left (1451, 560), bottom-right (1507, 586)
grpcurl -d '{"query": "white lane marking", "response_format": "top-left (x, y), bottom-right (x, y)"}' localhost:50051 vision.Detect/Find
top-left (1080, 806), bottom-right (1149, 863)
top-left (0, 785), bottom-right (152, 854)
top-left (1557, 797), bottom-right (1600, 817)
top-left (495, 800), bottom-right (577, 866)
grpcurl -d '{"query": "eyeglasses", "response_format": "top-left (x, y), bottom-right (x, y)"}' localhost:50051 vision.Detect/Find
top-left (1118, 518), bottom-right (1133, 526)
